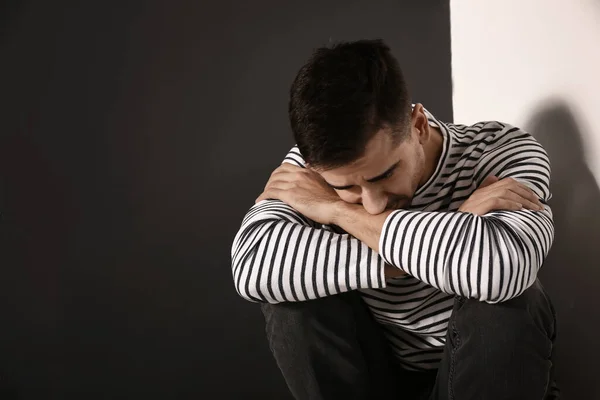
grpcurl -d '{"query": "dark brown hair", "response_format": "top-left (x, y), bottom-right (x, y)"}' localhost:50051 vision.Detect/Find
top-left (288, 39), bottom-right (412, 169)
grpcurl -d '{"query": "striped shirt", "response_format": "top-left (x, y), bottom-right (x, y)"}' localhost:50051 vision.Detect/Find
top-left (230, 107), bottom-right (554, 370)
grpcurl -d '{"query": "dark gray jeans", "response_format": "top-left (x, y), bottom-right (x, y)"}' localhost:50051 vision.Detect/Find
top-left (261, 280), bottom-right (558, 400)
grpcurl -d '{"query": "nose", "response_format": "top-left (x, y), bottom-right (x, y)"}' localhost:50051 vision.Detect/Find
top-left (361, 188), bottom-right (388, 215)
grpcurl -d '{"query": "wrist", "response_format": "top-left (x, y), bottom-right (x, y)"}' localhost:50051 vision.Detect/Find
top-left (331, 200), bottom-right (354, 226)
top-left (330, 201), bottom-right (391, 252)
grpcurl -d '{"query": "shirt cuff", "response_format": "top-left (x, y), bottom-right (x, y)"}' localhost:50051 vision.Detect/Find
top-left (378, 209), bottom-right (403, 266)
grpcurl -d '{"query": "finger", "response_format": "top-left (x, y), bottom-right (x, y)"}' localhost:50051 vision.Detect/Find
top-left (489, 188), bottom-right (539, 211)
top-left (263, 170), bottom-right (296, 191)
top-left (264, 176), bottom-right (298, 193)
top-left (268, 181), bottom-right (296, 191)
top-left (511, 188), bottom-right (544, 210)
top-left (269, 164), bottom-right (299, 180)
top-left (478, 184), bottom-right (536, 211)
top-left (258, 181), bottom-right (296, 202)
top-left (277, 163), bottom-right (304, 173)
top-left (255, 192), bottom-right (266, 203)
top-left (494, 178), bottom-right (544, 209)
top-left (481, 197), bottom-right (525, 214)
top-left (272, 168), bottom-right (306, 183)
top-left (469, 189), bottom-right (541, 214)
top-left (516, 182), bottom-right (544, 208)
top-left (507, 182), bottom-right (544, 210)
top-left (255, 190), bottom-right (272, 203)
top-left (255, 187), bottom-right (285, 204)
top-left (270, 166), bottom-right (290, 178)
top-left (479, 175), bottom-right (499, 189)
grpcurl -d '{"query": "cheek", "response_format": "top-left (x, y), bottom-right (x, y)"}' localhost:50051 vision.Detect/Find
top-left (399, 156), bottom-right (424, 192)
top-left (387, 175), bottom-right (413, 195)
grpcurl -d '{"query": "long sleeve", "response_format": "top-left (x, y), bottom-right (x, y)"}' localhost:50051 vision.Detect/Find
top-left (378, 136), bottom-right (554, 303)
top-left (231, 146), bottom-right (386, 303)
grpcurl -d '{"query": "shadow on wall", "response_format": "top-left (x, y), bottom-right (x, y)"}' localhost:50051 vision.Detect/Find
top-left (525, 100), bottom-right (600, 400)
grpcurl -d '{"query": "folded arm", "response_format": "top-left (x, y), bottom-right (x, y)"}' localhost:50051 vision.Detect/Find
top-left (231, 147), bottom-right (386, 303)
top-left (334, 137), bottom-right (554, 303)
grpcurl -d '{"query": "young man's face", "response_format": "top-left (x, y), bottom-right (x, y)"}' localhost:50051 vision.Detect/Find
top-left (314, 107), bottom-right (431, 215)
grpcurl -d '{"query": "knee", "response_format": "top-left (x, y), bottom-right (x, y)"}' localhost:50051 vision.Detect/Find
top-left (261, 292), bottom-right (348, 318)
top-left (260, 292), bottom-right (361, 340)
top-left (454, 280), bottom-right (556, 342)
top-left (447, 282), bottom-right (557, 399)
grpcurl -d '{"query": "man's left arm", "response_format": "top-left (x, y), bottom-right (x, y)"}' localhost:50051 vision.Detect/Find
top-left (333, 137), bottom-right (554, 303)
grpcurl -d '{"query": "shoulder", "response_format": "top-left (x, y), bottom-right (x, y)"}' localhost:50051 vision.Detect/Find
top-left (446, 119), bottom-right (551, 193)
top-left (448, 120), bottom-right (548, 160)
top-left (449, 120), bottom-right (535, 147)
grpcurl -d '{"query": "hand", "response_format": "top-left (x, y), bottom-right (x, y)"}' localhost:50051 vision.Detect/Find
top-left (458, 176), bottom-right (545, 216)
top-left (255, 164), bottom-right (343, 225)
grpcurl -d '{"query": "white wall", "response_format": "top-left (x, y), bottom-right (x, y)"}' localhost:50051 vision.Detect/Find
top-left (451, 0), bottom-right (600, 186)
top-left (451, 1), bottom-right (600, 398)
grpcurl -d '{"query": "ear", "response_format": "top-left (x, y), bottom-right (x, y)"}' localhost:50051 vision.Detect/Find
top-left (411, 103), bottom-right (430, 144)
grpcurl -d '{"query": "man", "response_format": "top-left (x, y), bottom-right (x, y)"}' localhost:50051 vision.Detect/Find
top-left (231, 39), bottom-right (558, 399)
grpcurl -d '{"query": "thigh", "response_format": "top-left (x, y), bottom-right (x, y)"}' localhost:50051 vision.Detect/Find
top-left (261, 291), bottom-right (402, 399)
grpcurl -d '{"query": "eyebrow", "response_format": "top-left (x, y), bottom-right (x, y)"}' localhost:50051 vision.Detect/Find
top-left (327, 162), bottom-right (400, 190)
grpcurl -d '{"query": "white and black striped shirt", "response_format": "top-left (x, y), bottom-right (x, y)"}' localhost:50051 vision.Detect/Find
top-left (231, 108), bottom-right (554, 370)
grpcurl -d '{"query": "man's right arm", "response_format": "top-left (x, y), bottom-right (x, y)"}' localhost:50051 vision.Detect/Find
top-left (230, 146), bottom-right (387, 303)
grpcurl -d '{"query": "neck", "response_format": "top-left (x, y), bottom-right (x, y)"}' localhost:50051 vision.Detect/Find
top-left (419, 126), bottom-right (444, 186)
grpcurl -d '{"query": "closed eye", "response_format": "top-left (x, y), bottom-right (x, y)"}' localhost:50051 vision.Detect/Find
top-left (365, 162), bottom-right (399, 183)
top-left (379, 169), bottom-right (394, 180)
top-left (329, 164), bottom-right (398, 191)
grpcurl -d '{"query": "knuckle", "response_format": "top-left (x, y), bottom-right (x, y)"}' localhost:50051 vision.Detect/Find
top-left (505, 177), bottom-right (515, 184)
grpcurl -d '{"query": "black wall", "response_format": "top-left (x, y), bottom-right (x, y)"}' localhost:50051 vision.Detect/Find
top-left (0, 1), bottom-right (452, 398)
